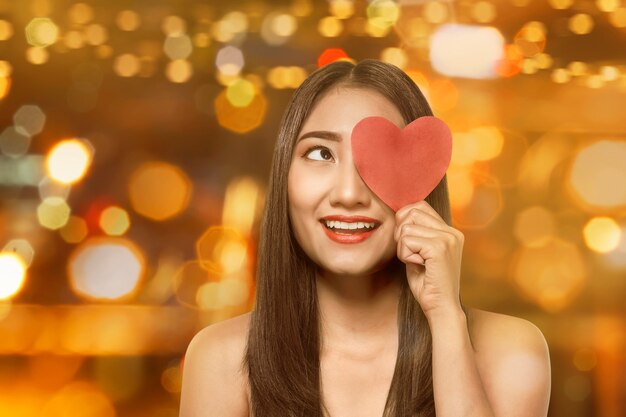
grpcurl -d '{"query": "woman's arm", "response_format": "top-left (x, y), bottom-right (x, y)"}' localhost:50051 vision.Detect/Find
top-left (428, 307), bottom-right (551, 417)
top-left (394, 201), bottom-right (550, 417)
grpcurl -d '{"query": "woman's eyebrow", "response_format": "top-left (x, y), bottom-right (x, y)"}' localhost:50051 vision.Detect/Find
top-left (296, 130), bottom-right (342, 143)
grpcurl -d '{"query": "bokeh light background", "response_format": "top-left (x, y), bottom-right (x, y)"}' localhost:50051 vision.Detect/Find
top-left (1, 0), bottom-right (625, 416)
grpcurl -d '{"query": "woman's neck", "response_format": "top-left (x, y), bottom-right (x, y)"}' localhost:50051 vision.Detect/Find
top-left (316, 265), bottom-right (402, 358)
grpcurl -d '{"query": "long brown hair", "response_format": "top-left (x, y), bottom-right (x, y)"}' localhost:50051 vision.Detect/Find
top-left (244, 59), bottom-right (471, 417)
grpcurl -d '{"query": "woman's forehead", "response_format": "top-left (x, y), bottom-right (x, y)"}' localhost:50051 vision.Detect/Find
top-left (301, 86), bottom-right (405, 131)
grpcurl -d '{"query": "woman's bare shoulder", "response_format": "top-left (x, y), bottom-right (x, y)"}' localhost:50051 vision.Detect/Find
top-left (467, 307), bottom-right (549, 353)
top-left (467, 307), bottom-right (551, 416)
top-left (185, 311), bottom-right (251, 369)
top-left (197, 311), bottom-right (251, 346)
top-left (179, 312), bottom-right (251, 417)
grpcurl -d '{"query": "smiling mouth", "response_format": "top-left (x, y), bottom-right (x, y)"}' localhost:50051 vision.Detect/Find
top-left (320, 220), bottom-right (381, 234)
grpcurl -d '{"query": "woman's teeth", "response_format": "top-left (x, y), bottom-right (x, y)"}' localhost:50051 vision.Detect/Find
top-left (324, 220), bottom-right (377, 233)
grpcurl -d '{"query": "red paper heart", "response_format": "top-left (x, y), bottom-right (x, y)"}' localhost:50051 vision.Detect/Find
top-left (351, 116), bottom-right (452, 212)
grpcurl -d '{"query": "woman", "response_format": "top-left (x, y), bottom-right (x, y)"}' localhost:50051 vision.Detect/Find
top-left (179, 59), bottom-right (551, 417)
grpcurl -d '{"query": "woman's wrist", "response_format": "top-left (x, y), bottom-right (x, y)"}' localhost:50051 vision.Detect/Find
top-left (424, 303), bottom-right (466, 328)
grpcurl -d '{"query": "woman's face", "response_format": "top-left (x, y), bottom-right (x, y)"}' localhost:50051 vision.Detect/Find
top-left (287, 86), bottom-right (404, 277)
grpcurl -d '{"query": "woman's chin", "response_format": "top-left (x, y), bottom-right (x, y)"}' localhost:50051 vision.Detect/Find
top-left (315, 260), bottom-right (391, 279)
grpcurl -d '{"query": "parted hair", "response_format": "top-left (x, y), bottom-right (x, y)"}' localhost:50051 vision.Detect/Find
top-left (244, 59), bottom-right (471, 417)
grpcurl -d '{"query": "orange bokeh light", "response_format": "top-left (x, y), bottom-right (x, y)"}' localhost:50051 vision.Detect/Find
top-left (317, 47), bottom-right (352, 67)
top-left (196, 226), bottom-right (249, 275)
top-left (128, 161), bottom-right (192, 221)
top-left (495, 44), bottom-right (523, 77)
top-left (214, 89), bottom-right (267, 134)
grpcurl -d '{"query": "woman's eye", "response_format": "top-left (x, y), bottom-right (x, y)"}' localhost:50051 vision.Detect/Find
top-left (305, 146), bottom-right (333, 161)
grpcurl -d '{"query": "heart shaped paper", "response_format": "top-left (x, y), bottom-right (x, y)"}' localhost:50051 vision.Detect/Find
top-left (351, 116), bottom-right (452, 212)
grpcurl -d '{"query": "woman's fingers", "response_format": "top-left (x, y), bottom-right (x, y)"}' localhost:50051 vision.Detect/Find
top-left (394, 219), bottom-right (456, 243)
top-left (396, 200), bottom-right (445, 224)
top-left (397, 234), bottom-right (430, 264)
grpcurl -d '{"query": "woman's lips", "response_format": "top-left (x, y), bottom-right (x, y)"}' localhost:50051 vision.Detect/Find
top-left (320, 221), bottom-right (379, 244)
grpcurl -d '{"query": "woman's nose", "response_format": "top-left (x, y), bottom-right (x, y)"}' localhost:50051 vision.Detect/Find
top-left (328, 158), bottom-right (372, 208)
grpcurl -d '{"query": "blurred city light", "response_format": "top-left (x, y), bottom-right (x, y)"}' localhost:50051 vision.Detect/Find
top-left (0, 154), bottom-right (44, 186)
top-left (45, 139), bottom-right (93, 184)
top-left (430, 24), bottom-right (505, 79)
top-left (0, 252), bottom-right (27, 300)
top-left (196, 277), bottom-right (248, 310)
top-left (261, 12), bottom-right (298, 45)
top-left (567, 140), bottom-right (626, 210)
top-left (569, 13), bottom-right (594, 35)
top-left (212, 11), bottom-right (248, 43)
top-left (0, 304), bottom-right (195, 354)
top-left (317, 47), bottom-right (351, 67)
top-left (84, 24), bottom-right (108, 46)
top-left (512, 238), bottom-right (587, 312)
top-left (175, 261), bottom-right (251, 312)
top-left (226, 78), bottom-right (256, 107)
top-left (453, 172), bottom-right (503, 229)
top-left (513, 206), bottom-right (556, 248)
top-left (215, 45), bottom-right (244, 76)
top-left (13, 105), bottom-right (46, 137)
top-left (451, 126), bottom-right (504, 166)
top-left (266, 66), bottom-right (308, 89)
top-left (330, 0), bottom-right (355, 19)
top-left (38, 175), bottom-right (71, 201)
top-left (39, 381), bottom-right (115, 417)
top-left (163, 33), bottom-right (193, 60)
top-left (25, 46), bottom-right (49, 64)
top-left (472, 1), bottom-right (497, 22)
top-left (113, 53), bottom-right (140, 77)
top-left (514, 21), bottom-right (547, 58)
top-left (319, 16), bottom-right (343, 37)
top-left (366, 0), bottom-right (399, 30)
top-left (116, 10), bottom-right (140, 31)
top-left (165, 59), bottom-right (193, 83)
top-left (174, 261), bottom-right (214, 309)
top-left (447, 165), bottom-right (474, 210)
top-left (63, 30), bottom-right (85, 49)
top-left (603, 224), bottom-right (626, 268)
top-left (37, 197), bottom-right (71, 230)
top-left (0, 19), bottom-right (13, 41)
top-left (2, 239), bottom-right (35, 267)
top-left (128, 161), bottom-right (192, 221)
top-left (222, 177), bottom-right (262, 236)
top-left (196, 226), bottom-right (248, 275)
top-left (68, 2), bottom-right (94, 25)
top-left (427, 77), bottom-right (458, 111)
top-left (25, 17), bottom-right (59, 47)
top-left (583, 217), bottom-right (622, 253)
top-left (161, 15), bottom-right (186, 36)
top-left (99, 206), bottom-right (131, 236)
top-left (380, 47), bottom-right (408, 69)
top-left (68, 237), bottom-right (145, 301)
top-left (161, 365), bottom-right (183, 393)
top-left (214, 88), bottom-right (267, 133)
top-left (0, 74), bottom-right (10, 100)
top-left (0, 126), bottom-right (30, 158)
top-left (59, 215), bottom-right (89, 244)
top-left (0, 60), bottom-right (13, 77)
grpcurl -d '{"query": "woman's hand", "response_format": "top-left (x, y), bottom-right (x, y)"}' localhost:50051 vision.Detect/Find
top-left (394, 200), bottom-right (465, 319)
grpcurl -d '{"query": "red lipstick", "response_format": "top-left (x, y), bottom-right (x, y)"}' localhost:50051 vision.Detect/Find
top-left (319, 215), bottom-right (381, 244)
